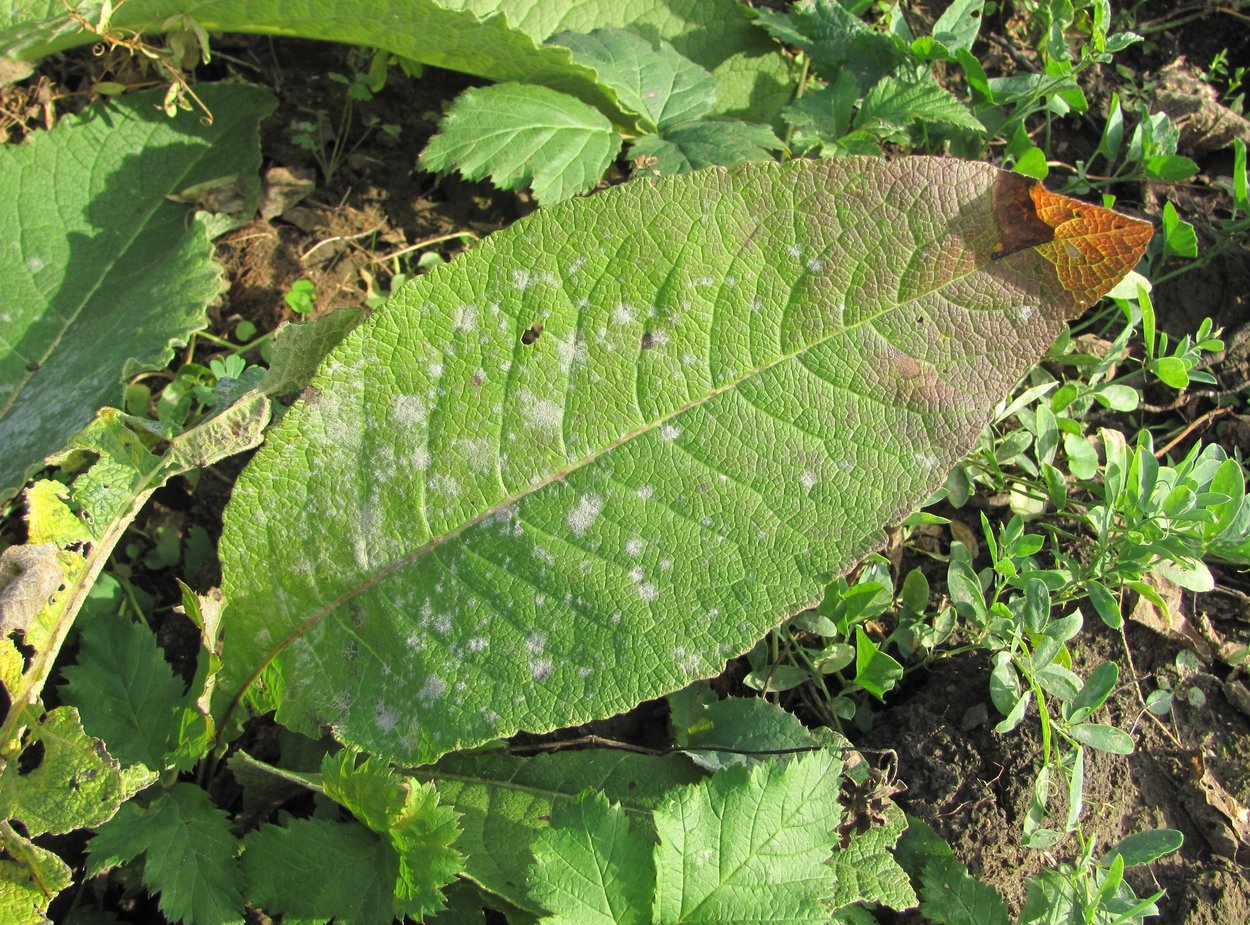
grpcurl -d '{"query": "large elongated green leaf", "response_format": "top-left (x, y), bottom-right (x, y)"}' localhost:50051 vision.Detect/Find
top-left (217, 157), bottom-right (1150, 767)
top-left (0, 1), bottom-right (622, 116)
top-left (0, 84), bottom-right (273, 501)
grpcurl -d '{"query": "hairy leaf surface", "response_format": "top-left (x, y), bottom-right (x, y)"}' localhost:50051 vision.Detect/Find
top-left (0, 84), bottom-right (273, 501)
top-left (218, 157), bottom-right (1150, 767)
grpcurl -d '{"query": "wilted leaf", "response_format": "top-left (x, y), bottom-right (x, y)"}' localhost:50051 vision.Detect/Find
top-left (0, 707), bottom-right (153, 836)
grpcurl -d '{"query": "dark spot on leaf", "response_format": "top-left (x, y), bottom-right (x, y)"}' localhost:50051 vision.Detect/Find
top-left (25, 362), bottom-right (39, 372)
top-left (521, 322), bottom-right (543, 345)
top-left (626, 779), bottom-right (637, 791)
top-left (471, 372), bottom-right (484, 388)
top-left (641, 331), bottom-right (655, 350)
top-left (16, 739), bottom-right (44, 774)
top-left (300, 385), bottom-right (321, 406)
top-left (991, 170), bottom-right (1055, 259)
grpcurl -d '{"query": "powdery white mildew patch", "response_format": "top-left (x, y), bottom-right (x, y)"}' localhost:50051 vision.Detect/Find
top-left (565, 493), bottom-right (604, 537)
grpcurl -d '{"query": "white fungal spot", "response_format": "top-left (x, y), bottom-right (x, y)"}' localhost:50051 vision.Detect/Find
top-left (469, 637), bottom-right (488, 652)
top-left (787, 243), bottom-right (802, 257)
top-left (375, 702), bottom-right (398, 731)
top-left (392, 394), bottom-right (427, 427)
top-left (613, 303), bottom-right (635, 325)
top-left (638, 582), bottom-right (659, 601)
top-left (428, 360), bottom-right (444, 378)
top-left (452, 303), bottom-right (477, 330)
top-left (531, 657), bottom-right (553, 681)
top-left (526, 632), bottom-right (546, 654)
top-left (916, 451), bottom-right (940, 470)
top-left (637, 484), bottom-right (655, 500)
top-left (524, 398), bottom-right (564, 431)
top-left (26, 256), bottom-right (45, 273)
top-left (629, 565), bottom-right (645, 582)
top-left (420, 675), bottom-right (446, 702)
top-left (661, 424), bottom-right (681, 441)
top-left (625, 538), bottom-right (645, 557)
top-left (800, 469), bottom-right (818, 490)
top-left (512, 268), bottom-right (532, 289)
top-left (566, 493), bottom-right (604, 536)
top-left (807, 257), bottom-right (825, 273)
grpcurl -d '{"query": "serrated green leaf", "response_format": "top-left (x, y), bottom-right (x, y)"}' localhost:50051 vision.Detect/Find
top-left (241, 817), bottom-right (393, 925)
top-left (782, 74), bottom-right (857, 146)
top-left (653, 750), bottom-right (843, 923)
top-left (321, 751), bottom-right (464, 921)
top-left (0, 822), bottom-right (73, 925)
top-left (217, 157), bottom-right (1150, 768)
top-left (549, 27), bottom-right (716, 132)
top-left (753, 0), bottom-right (901, 90)
top-left (59, 615), bottom-right (186, 770)
top-left (629, 119), bottom-right (780, 173)
top-left (88, 783), bottom-right (242, 925)
top-left (526, 790), bottom-right (653, 925)
top-left (918, 857), bottom-right (1010, 925)
top-left (676, 693), bottom-right (840, 772)
top-left (453, 0), bottom-right (793, 122)
top-left (855, 76), bottom-right (984, 134)
top-left (0, 84), bottom-right (273, 501)
top-left (423, 750), bottom-right (701, 913)
top-left (0, 706), bottom-right (152, 836)
top-left (894, 816), bottom-right (1009, 925)
top-left (826, 804), bottom-right (916, 913)
top-left (0, 1), bottom-right (624, 117)
top-left (421, 83), bottom-right (622, 204)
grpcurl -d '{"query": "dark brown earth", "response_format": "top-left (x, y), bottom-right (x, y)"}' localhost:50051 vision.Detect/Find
top-left (7, 5), bottom-right (1249, 923)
